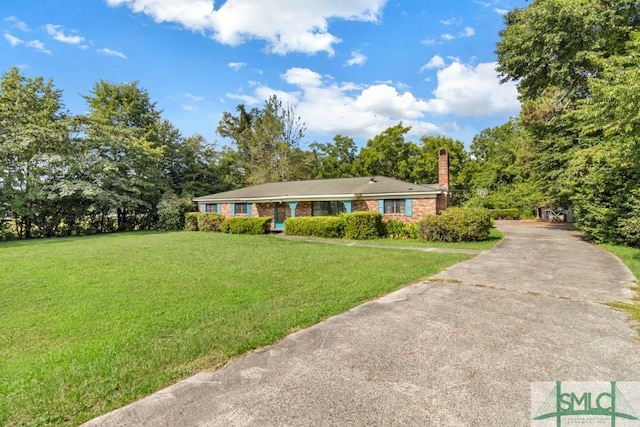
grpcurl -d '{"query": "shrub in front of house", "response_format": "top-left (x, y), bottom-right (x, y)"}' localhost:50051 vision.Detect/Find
top-left (284, 217), bottom-right (345, 238)
top-left (405, 222), bottom-right (418, 239)
top-left (184, 212), bottom-right (200, 231)
top-left (221, 217), bottom-right (272, 235)
top-left (384, 219), bottom-right (408, 239)
top-left (488, 208), bottom-right (520, 220)
top-left (344, 212), bottom-right (384, 240)
top-left (197, 213), bottom-right (225, 232)
top-left (418, 207), bottom-right (492, 242)
top-left (383, 220), bottom-right (419, 240)
top-left (158, 192), bottom-right (194, 231)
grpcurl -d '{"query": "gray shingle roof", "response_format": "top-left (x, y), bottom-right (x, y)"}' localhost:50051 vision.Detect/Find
top-left (194, 176), bottom-right (445, 203)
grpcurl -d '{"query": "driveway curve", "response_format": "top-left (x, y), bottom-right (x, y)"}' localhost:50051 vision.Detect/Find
top-left (83, 221), bottom-right (640, 426)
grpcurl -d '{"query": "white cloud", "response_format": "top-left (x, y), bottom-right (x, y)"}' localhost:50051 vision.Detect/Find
top-left (425, 61), bottom-right (520, 116)
top-left (45, 24), bottom-right (85, 45)
top-left (4, 32), bottom-right (23, 46)
top-left (420, 55), bottom-right (446, 72)
top-left (421, 38), bottom-right (439, 46)
top-left (440, 17), bottom-right (461, 26)
top-left (345, 50), bottom-right (367, 67)
top-left (227, 67), bottom-right (442, 139)
top-left (440, 27), bottom-right (475, 42)
top-left (495, 8), bottom-right (509, 15)
top-left (226, 93), bottom-right (260, 105)
top-left (283, 67), bottom-right (323, 87)
top-left (5, 16), bottom-right (29, 32)
top-left (97, 47), bottom-right (127, 59)
top-left (185, 93), bottom-right (204, 102)
top-left (26, 39), bottom-right (51, 54)
top-left (354, 85), bottom-right (429, 120)
top-left (182, 104), bottom-right (195, 111)
top-left (4, 31), bottom-right (51, 54)
top-left (225, 63), bottom-right (519, 139)
top-left (461, 27), bottom-right (475, 37)
top-left (228, 61), bottom-right (247, 71)
top-left (106, 0), bottom-right (387, 55)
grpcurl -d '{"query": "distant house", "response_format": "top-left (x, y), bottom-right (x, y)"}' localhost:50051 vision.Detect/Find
top-left (194, 148), bottom-right (450, 231)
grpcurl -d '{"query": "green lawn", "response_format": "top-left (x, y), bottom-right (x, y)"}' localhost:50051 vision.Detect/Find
top-left (602, 243), bottom-right (640, 327)
top-left (0, 232), bottom-right (472, 426)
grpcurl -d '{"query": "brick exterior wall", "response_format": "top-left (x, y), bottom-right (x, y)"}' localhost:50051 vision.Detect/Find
top-left (412, 198), bottom-right (437, 218)
top-left (353, 200), bottom-right (377, 212)
top-left (436, 194), bottom-right (449, 214)
top-left (256, 203), bottom-right (276, 218)
top-left (220, 203), bottom-right (231, 218)
top-left (296, 201), bottom-right (312, 217)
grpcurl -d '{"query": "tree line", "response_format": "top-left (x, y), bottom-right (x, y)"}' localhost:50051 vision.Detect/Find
top-left (496, 0), bottom-right (640, 245)
top-left (1, 0), bottom-right (639, 246)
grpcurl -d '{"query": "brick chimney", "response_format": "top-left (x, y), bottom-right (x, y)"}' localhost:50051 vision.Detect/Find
top-left (438, 147), bottom-right (449, 190)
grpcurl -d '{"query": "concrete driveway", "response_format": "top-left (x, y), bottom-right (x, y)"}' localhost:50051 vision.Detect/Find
top-left (83, 221), bottom-right (640, 426)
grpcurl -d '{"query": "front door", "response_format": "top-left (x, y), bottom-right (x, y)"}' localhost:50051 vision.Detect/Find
top-left (274, 203), bottom-right (287, 231)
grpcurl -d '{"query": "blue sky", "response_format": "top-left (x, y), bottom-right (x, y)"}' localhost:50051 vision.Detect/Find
top-left (1, 0), bottom-right (527, 147)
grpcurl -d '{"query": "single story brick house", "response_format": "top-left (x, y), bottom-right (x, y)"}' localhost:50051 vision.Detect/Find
top-left (194, 149), bottom-right (450, 231)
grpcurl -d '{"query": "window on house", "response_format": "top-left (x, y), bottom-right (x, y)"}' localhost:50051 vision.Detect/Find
top-left (312, 201), bottom-right (346, 216)
top-left (384, 199), bottom-right (405, 214)
top-left (234, 203), bottom-right (247, 215)
top-left (203, 203), bottom-right (217, 213)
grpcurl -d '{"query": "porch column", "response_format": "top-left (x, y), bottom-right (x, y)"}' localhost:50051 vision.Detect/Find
top-left (343, 200), bottom-right (353, 213)
top-left (288, 201), bottom-right (298, 217)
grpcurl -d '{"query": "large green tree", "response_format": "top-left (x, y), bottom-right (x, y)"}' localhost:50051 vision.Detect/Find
top-left (0, 67), bottom-right (69, 238)
top-left (309, 135), bottom-right (357, 179)
top-left (217, 96), bottom-right (306, 185)
top-left (354, 123), bottom-right (419, 181)
top-left (565, 32), bottom-right (640, 243)
top-left (497, 0), bottom-right (639, 101)
top-left (82, 81), bottom-right (164, 231)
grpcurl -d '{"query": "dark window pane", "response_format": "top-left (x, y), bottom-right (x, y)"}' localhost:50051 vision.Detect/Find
top-left (313, 201), bottom-right (345, 216)
top-left (384, 199), bottom-right (405, 214)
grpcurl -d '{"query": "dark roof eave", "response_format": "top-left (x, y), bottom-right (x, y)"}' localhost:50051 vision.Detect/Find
top-left (194, 190), bottom-right (445, 204)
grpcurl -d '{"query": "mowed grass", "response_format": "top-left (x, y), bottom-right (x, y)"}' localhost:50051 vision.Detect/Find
top-left (603, 243), bottom-right (640, 327)
top-left (0, 232), bottom-right (472, 426)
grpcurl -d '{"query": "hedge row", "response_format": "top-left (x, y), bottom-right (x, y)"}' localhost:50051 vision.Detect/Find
top-left (184, 213), bottom-right (271, 235)
top-left (344, 212), bottom-right (384, 240)
top-left (488, 208), bottom-right (520, 220)
top-left (284, 216), bottom-right (344, 238)
top-left (417, 207), bottom-right (492, 242)
top-left (198, 213), bottom-right (225, 232)
top-left (284, 212), bottom-right (390, 240)
top-left (221, 217), bottom-right (272, 235)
